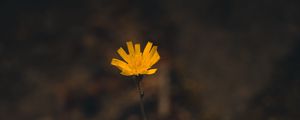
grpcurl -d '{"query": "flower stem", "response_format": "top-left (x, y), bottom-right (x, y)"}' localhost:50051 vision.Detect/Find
top-left (134, 75), bottom-right (147, 120)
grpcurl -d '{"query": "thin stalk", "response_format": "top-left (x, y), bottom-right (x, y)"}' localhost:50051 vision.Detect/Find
top-left (134, 75), bottom-right (147, 120)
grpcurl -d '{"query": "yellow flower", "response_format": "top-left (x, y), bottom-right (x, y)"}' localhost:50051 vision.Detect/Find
top-left (111, 41), bottom-right (160, 76)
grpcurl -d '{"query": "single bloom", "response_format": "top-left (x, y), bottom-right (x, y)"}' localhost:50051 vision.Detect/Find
top-left (111, 41), bottom-right (160, 76)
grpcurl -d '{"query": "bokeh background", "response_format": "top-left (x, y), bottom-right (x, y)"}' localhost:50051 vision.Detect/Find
top-left (1, 0), bottom-right (300, 120)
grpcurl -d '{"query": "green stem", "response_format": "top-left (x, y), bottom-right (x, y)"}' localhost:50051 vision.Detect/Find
top-left (134, 75), bottom-right (147, 120)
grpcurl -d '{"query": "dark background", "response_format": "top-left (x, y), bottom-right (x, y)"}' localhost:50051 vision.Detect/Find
top-left (1, 0), bottom-right (300, 120)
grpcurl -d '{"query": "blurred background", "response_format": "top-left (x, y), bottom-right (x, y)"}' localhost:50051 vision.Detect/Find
top-left (1, 0), bottom-right (300, 120)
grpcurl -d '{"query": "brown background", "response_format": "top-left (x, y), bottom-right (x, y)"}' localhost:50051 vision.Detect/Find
top-left (1, 0), bottom-right (300, 120)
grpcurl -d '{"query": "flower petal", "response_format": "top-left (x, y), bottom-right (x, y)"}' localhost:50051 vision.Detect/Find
top-left (142, 42), bottom-right (153, 57)
top-left (126, 41), bottom-right (135, 56)
top-left (134, 43), bottom-right (141, 53)
top-left (111, 58), bottom-right (131, 72)
top-left (134, 43), bottom-right (141, 55)
top-left (117, 47), bottom-right (130, 63)
top-left (144, 46), bottom-right (157, 66)
top-left (145, 69), bottom-right (157, 75)
top-left (121, 71), bottom-right (133, 76)
top-left (150, 51), bottom-right (160, 66)
top-left (149, 46), bottom-right (157, 59)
